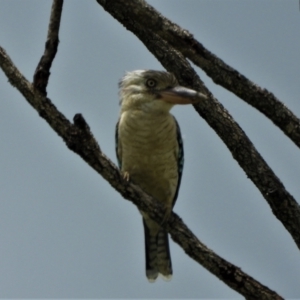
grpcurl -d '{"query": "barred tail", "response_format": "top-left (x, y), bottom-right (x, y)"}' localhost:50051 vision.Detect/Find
top-left (143, 219), bottom-right (172, 282)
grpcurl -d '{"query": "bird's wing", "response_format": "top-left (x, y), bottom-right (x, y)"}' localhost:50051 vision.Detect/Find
top-left (115, 119), bottom-right (122, 169)
top-left (172, 117), bottom-right (184, 207)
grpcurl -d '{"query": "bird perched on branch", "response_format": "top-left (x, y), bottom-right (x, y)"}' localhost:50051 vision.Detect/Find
top-left (115, 70), bottom-right (206, 282)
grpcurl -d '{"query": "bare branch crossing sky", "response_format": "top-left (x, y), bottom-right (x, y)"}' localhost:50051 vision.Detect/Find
top-left (0, 0), bottom-right (299, 298)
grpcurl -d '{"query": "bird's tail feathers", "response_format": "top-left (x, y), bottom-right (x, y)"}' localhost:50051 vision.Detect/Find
top-left (143, 219), bottom-right (172, 282)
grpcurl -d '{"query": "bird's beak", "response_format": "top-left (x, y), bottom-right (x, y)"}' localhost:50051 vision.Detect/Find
top-left (159, 86), bottom-right (207, 105)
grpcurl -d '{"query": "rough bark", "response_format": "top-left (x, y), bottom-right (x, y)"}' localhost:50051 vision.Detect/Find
top-left (97, 0), bottom-right (300, 149)
top-left (0, 45), bottom-right (283, 299)
top-left (97, 0), bottom-right (300, 253)
top-left (1, 0), bottom-right (297, 298)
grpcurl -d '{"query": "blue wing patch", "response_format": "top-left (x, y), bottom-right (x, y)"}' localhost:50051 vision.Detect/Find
top-left (173, 117), bottom-right (184, 207)
top-left (115, 119), bottom-right (122, 169)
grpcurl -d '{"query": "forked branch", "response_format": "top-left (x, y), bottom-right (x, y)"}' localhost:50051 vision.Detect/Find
top-left (0, 43), bottom-right (282, 299)
top-left (0, 0), bottom-right (291, 297)
top-left (33, 0), bottom-right (63, 95)
top-left (96, 0), bottom-right (300, 149)
top-left (97, 0), bottom-right (300, 253)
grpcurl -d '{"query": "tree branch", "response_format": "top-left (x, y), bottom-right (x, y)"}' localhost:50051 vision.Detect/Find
top-left (0, 45), bottom-right (283, 299)
top-left (96, 0), bottom-right (300, 149)
top-left (96, 0), bottom-right (300, 252)
top-left (33, 0), bottom-right (63, 95)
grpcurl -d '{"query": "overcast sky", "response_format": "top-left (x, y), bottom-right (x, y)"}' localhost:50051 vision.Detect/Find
top-left (1, 0), bottom-right (300, 298)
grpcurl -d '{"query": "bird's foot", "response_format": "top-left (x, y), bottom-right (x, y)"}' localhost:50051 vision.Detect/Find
top-left (123, 171), bottom-right (130, 182)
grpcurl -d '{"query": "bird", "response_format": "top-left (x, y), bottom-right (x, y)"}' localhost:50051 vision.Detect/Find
top-left (115, 70), bottom-right (206, 282)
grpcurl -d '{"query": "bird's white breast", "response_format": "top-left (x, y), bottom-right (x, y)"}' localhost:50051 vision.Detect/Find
top-left (118, 110), bottom-right (179, 205)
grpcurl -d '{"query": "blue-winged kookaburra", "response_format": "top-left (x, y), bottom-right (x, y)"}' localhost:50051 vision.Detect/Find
top-left (116, 70), bottom-right (206, 282)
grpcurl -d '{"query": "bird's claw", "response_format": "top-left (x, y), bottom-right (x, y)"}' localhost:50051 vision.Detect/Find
top-left (123, 171), bottom-right (130, 182)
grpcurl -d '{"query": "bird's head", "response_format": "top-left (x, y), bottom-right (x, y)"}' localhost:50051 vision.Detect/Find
top-left (119, 70), bottom-right (206, 113)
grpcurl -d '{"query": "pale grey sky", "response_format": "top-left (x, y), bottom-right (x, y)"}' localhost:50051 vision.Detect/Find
top-left (1, 0), bottom-right (300, 298)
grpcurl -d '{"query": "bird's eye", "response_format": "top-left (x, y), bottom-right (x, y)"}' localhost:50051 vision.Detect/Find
top-left (146, 79), bottom-right (157, 88)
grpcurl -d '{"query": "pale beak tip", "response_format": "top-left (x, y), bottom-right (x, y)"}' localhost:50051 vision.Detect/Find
top-left (159, 87), bottom-right (208, 105)
top-left (195, 92), bottom-right (208, 101)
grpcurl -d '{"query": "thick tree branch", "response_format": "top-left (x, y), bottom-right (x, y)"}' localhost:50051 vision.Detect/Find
top-left (33, 0), bottom-right (63, 95)
top-left (0, 45), bottom-right (283, 299)
top-left (97, 0), bottom-right (300, 252)
top-left (96, 0), bottom-right (300, 149)
top-left (0, 47), bottom-right (70, 139)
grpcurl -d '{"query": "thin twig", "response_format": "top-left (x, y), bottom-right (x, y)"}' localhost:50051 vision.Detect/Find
top-left (33, 0), bottom-right (64, 95)
top-left (0, 45), bottom-right (283, 300)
